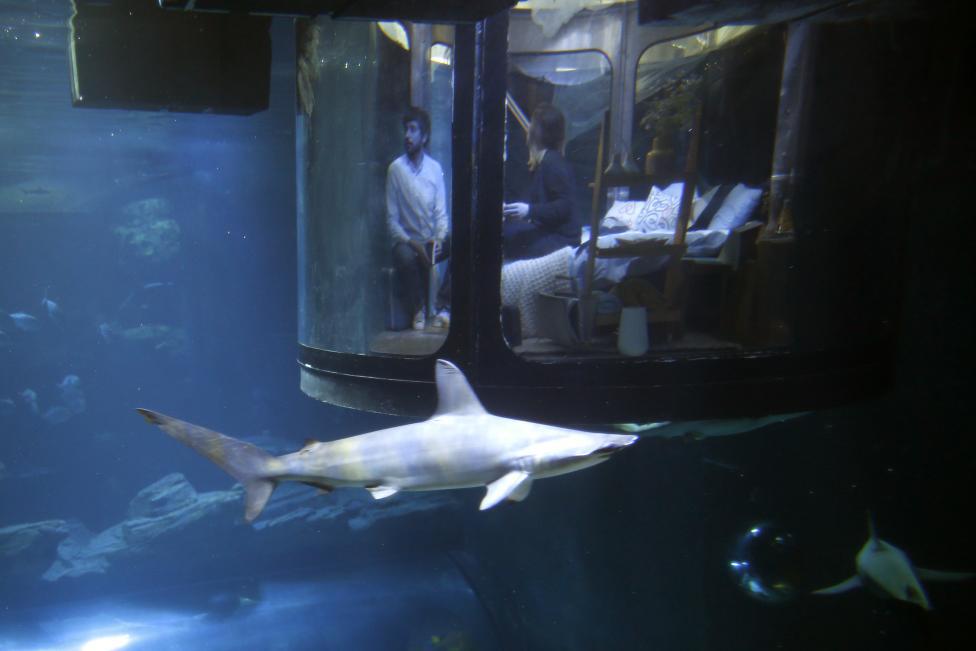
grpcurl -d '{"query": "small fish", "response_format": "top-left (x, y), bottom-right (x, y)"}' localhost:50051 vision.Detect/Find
top-left (19, 388), bottom-right (38, 414)
top-left (6, 312), bottom-right (39, 332)
top-left (0, 397), bottom-right (15, 416)
top-left (58, 375), bottom-right (86, 415)
top-left (41, 288), bottom-right (62, 326)
top-left (97, 322), bottom-right (115, 342)
top-left (142, 281), bottom-right (174, 291)
top-left (20, 186), bottom-right (51, 196)
top-left (58, 374), bottom-right (81, 390)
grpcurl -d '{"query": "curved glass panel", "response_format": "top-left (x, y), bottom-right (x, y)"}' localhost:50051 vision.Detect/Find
top-left (624, 26), bottom-right (795, 355)
top-left (499, 24), bottom-right (793, 359)
top-left (298, 20), bottom-right (454, 356)
top-left (501, 50), bottom-right (612, 354)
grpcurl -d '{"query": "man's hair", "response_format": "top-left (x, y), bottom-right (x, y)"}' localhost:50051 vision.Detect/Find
top-left (403, 106), bottom-right (431, 146)
top-left (530, 103), bottom-right (565, 151)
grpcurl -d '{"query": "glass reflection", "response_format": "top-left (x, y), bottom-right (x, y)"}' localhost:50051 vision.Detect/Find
top-left (501, 22), bottom-right (786, 358)
top-left (297, 21), bottom-right (453, 357)
top-left (501, 51), bottom-right (611, 351)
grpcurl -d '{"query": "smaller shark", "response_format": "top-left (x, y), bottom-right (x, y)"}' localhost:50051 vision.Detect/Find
top-left (615, 413), bottom-right (808, 439)
top-left (136, 359), bottom-right (638, 522)
top-left (813, 515), bottom-right (974, 609)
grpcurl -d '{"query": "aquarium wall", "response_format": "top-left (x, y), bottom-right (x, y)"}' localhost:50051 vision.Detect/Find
top-left (2, 2), bottom-right (975, 651)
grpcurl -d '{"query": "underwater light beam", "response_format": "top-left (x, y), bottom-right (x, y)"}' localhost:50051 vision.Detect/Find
top-left (80, 633), bottom-right (132, 651)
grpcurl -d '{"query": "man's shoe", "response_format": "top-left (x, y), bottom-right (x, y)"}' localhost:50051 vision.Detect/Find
top-left (412, 310), bottom-right (426, 331)
top-left (432, 309), bottom-right (450, 329)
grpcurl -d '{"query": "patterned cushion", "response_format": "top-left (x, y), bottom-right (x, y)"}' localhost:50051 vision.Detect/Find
top-left (603, 200), bottom-right (645, 230)
top-left (635, 187), bottom-right (682, 232)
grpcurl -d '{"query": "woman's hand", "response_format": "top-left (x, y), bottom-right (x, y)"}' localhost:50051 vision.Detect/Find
top-left (503, 202), bottom-right (529, 221)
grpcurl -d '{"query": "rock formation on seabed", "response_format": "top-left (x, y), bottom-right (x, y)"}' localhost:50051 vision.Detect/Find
top-left (0, 472), bottom-right (460, 584)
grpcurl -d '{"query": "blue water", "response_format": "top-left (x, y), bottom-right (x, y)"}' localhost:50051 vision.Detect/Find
top-left (1, 2), bottom-right (975, 650)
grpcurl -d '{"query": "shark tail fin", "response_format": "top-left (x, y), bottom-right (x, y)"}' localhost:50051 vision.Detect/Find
top-left (136, 408), bottom-right (278, 523)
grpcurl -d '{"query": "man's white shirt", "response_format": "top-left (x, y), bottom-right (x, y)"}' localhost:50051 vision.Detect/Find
top-left (386, 152), bottom-right (449, 243)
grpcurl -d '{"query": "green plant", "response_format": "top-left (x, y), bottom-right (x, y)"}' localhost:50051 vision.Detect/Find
top-left (638, 71), bottom-right (703, 145)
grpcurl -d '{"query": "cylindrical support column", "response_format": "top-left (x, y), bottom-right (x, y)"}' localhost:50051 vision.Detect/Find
top-left (767, 21), bottom-right (818, 236)
top-left (409, 23), bottom-right (433, 109)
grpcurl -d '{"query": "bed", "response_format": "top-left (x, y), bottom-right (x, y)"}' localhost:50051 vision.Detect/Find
top-left (501, 181), bottom-right (764, 342)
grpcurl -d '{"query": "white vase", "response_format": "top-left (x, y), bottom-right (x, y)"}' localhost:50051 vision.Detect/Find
top-left (617, 306), bottom-right (649, 356)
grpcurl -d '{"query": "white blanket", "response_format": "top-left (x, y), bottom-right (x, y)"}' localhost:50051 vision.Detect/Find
top-left (501, 247), bottom-right (575, 338)
top-left (501, 229), bottom-right (730, 338)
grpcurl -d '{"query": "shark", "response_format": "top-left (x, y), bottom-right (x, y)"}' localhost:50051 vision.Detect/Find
top-left (812, 515), bottom-right (974, 609)
top-left (615, 412), bottom-right (809, 439)
top-left (136, 359), bottom-right (638, 522)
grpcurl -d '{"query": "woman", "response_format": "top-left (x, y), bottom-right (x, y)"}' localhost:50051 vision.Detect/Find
top-left (503, 103), bottom-right (581, 261)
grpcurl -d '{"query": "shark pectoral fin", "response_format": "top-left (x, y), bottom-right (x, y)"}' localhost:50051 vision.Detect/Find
top-left (812, 575), bottom-right (863, 595)
top-left (507, 476), bottom-right (533, 503)
top-left (366, 485), bottom-right (400, 500)
top-left (480, 470), bottom-right (531, 511)
top-left (916, 568), bottom-right (976, 582)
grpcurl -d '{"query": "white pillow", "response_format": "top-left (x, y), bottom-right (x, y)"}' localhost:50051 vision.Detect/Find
top-left (708, 184), bottom-right (762, 231)
top-left (660, 182), bottom-right (686, 200)
top-left (635, 186), bottom-right (681, 232)
top-left (603, 200), bottom-right (645, 230)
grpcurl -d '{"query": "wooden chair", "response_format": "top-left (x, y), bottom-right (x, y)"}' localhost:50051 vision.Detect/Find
top-left (578, 108), bottom-right (704, 342)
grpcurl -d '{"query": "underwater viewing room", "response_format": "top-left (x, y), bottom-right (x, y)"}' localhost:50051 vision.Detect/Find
top-left (1, 0), bottom-right (974, 650)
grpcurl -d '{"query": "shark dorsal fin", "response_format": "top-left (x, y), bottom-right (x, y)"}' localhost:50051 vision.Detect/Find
top-left (433, 359), bottom-right (486, 417)
top-left (866, 511), bottom-right (882, 549)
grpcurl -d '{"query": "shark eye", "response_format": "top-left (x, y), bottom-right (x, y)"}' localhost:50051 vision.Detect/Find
top-left (905, 585), bottom-right (920, 601)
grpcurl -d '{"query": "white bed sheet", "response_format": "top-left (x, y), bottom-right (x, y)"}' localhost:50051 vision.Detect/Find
top-left (500, 228), bottom-right (731, 338)
top-left (576, 228), bottom-right (731, 288)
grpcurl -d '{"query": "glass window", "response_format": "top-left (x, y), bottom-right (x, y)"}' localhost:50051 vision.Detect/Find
top-left (501, 50), bottom-right (612, 353)
top-left (499, 20), bottom-right (800, 359)
top-left (298, 20), bottom-right (454, 357)
top-left (630, 26), bottom-right (788, 354)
